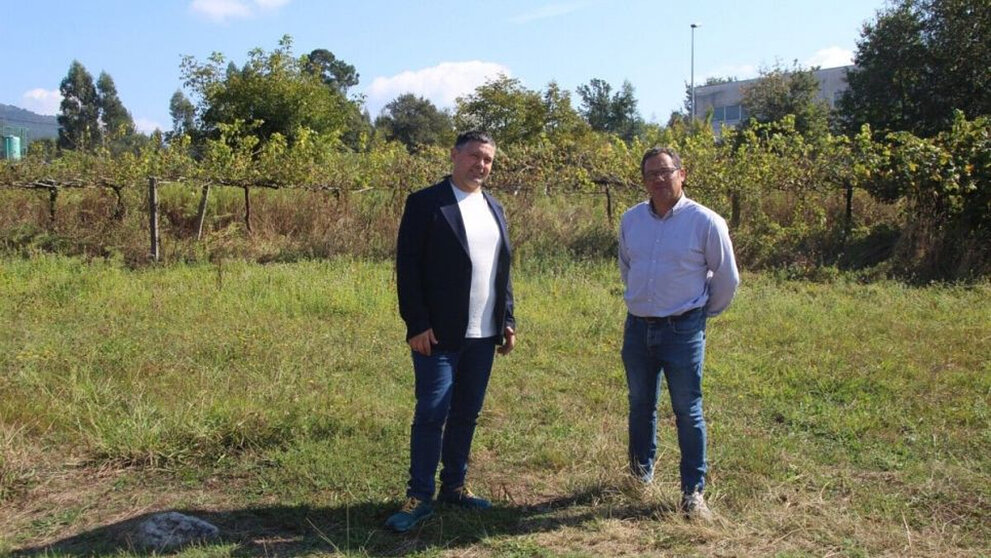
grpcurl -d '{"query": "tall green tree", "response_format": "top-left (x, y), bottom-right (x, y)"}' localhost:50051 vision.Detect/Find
top-left (57, 60), bottom-right (101, 150)
top-left (454, 75), bottom-right (546, 145)
top-left (304, 49), bottom-right (359, 95)
top-left (374, 94), bottom-right (453, 151)
top-left (741, 62), bottom-right (830, 138)
top-left (180, 35), bottom-right (358, 146)
top-left (168, 90), bottom-right (197, 139)
top-left (576, 78), bottom-right (644, 142)
top-left (542, 81), bottom-right (589, 139)
top-left (839, 0), bottom-right (991, 137)
top-left (96, 72), bottom-right (135, 140)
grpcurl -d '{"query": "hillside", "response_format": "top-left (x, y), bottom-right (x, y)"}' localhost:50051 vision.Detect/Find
top-left (0, 103), bottom-right (59, 141)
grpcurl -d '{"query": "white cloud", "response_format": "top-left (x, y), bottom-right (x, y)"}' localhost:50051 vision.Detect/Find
top-left (255, 0), bottom-right (290, 8)
top-left (21, 88), bottom-right (61, 115)
top-left (510, 3), bottom-right (584, 24)
top-left (190, 0), bottom-right (252, 22)
top-left (805, 47), bottom-right (854, 69)
top-left (189, 0), bottom-right (289, 22)
top-left (365, 61), bottom-right (511, 117)
top-left (135, 118), bottom-right (164, 134)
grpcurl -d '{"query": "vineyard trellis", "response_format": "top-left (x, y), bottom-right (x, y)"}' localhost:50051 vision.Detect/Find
top-left (1, 114), bottom-right (988, 279)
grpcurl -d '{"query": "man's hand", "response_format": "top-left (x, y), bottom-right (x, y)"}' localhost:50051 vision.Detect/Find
top-left (497, 326), bottom-right (516, 356)
top-left (408, 328), bottom-right (438, 356)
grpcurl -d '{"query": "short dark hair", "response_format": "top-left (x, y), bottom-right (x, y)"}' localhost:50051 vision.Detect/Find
top-left (640, 146), bottom-right (683, 175)
top-left (454, 130), bottom-right (496, 151)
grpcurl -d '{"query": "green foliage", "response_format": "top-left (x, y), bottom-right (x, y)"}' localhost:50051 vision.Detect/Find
top-left (839, 0), bottom-right (991, 137)
top-left (454, 75), bottom-right (548, 145)
top-left (167, 89), bottom-right (197, 141)
top-left (1, 110), bottom-right (988, 280)
top-left (57, 62), bottom-right (141, 152)
top-left (855, 112), bottom-right (991, 278)
top-left (541, 81), bottom-right (589, 140)
top-left (303, 48), bottom-right (359, 95)
top-left (373, 94), bottom-right (454, 152)
top-left (96, 72), bottom-right (136, 141)
top-left (741, 61), bottom-right (831, 140)
top-left (57, 60), bottom-right (101, 150)
top-left (180, 35), bottom-right (358, 148)
top-left (576, 78), bottom-right (644, 143)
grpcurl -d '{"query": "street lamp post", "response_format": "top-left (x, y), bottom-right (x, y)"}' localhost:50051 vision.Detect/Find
top-left (691, 23), bottom-right (700, 120)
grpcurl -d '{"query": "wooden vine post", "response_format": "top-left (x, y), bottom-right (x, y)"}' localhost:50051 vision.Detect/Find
top-left (603, 183), bottom-right (614, 225)
top-left (195, 183), bottom-right (211, 240)
top-left (844, 179), bottom-right (854, 243)
top-left (48, 187), bottom-right (58, 228)
top-left (111, 186), bottom-right (125, 221)
top-left (148, 177), bottom-right (159, 262)
top-left (243, 186), bottom-right (252, 234)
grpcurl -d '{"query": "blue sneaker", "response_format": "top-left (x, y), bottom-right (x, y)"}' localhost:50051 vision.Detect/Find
top-left (437, 485), bottom-right (492, 510)
top-left (385, 497), bottom-right (434, 532)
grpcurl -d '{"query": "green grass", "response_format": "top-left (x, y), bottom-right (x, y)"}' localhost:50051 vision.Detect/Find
top-left (0, 256), bottom-right (988, 556)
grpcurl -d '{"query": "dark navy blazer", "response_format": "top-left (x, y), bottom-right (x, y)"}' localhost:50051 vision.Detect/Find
top-left (396, 177), bottom-right (515, 352)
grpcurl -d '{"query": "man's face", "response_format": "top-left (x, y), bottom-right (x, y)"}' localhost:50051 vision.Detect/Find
top-left (450, 140), bottom-right (495, 191)
top-left (642, 153), bottom-right (686, 207)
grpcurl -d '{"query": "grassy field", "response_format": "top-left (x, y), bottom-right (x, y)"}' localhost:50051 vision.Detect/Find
top-left (0, 256), bottom-right (988, 557)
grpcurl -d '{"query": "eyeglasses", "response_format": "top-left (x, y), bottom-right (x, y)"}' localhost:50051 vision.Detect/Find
top-left (643, 167), bottom-right (681, 180)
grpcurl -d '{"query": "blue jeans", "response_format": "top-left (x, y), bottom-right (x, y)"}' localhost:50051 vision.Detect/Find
top-left (407, 337), bottom-right (496, 501)
top-left (621, 308), bottom-right (708, 494)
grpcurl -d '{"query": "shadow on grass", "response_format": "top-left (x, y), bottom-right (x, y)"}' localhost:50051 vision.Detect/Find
top-left (12, 489), bottom-right (679, 556)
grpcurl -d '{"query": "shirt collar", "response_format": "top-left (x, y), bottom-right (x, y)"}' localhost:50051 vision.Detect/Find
top-left (648, 194), bottom-right (688, 219)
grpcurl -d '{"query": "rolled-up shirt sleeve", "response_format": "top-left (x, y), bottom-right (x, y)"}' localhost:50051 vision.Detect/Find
top-left (704, 216), bottom-right (740, 317)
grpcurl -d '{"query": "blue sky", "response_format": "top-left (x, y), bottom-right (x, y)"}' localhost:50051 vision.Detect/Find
top-left (1, 0), bottom-right (887, 133)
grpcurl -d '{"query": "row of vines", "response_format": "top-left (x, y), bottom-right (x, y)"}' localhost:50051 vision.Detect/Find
top-left (1, 114), bottom-right (988, 280)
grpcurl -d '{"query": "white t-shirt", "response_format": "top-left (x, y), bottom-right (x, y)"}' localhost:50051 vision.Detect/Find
top-left (452, 183), bottom-right (502, 338)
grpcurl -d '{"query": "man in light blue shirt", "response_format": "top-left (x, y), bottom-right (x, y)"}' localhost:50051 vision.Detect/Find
top-left (618, 146), bottom-right (739, 521)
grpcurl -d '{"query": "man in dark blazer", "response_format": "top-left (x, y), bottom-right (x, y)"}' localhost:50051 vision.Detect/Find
top-left (386, 130), bottom-right (516, 533)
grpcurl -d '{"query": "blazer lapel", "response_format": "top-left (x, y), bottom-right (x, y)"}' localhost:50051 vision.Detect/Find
top-left (439, 181), bottom-right (470, 254)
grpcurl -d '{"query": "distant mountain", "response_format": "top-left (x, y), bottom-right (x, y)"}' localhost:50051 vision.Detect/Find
top-left (0, 104), bottom-right (60, 142)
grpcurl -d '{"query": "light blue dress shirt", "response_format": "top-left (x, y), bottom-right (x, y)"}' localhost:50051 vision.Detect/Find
top-left (619, 195), bottom-right (739, 318)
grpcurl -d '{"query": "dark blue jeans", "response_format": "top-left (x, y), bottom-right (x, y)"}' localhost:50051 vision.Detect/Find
top-left (407, 337), bottom-right (496, 501)
top-left (621, 308), bottom-right (708, 494)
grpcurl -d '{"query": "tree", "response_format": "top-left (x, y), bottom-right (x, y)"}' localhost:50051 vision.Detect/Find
top-left (374, 94), bottom-right (453, 151)
top-left (454, 75), bottom-right (547, 145)
top-left (96, 72), bottom-right (135, 140)
top-left (839, 0), bottom-right (991, 137)
top-left (180, 35), bottom-right (358, 146)
top-left (304, 49), bottom-right (359, 95)
top-left (576, 78), bottom-right (644, 142)
top-left (542, 81), bottom-right (588, 139)
top-left (57, 60), bottom-right (101, 150)
top-left (577, 79), bottom-right (613, 132)
top-left (741, 62), bottom-right (830, 138)
top-left (611, 81), bottom-right (644, 142)
top-left (168, 90), bottom-right (197, 139)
